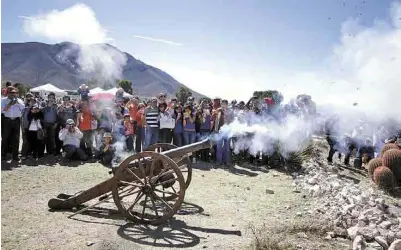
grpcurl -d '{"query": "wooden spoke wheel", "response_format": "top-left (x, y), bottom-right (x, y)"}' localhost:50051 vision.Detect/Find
top-left (145, 143), bottom-right (192, 190)
top-left (112, 151), bottom-right (186, 225)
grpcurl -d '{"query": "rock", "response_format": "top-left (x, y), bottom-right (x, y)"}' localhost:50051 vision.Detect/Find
top-left (374, 236), bottom-right (389, 250)
top-left (202, 246), bottom-right (207, 249)
top-left (297, 232), bottom-right (308, 238)
top-left (296, 212), bottom-right (302, 217)
top-left (86, 241), bottom-right (95, 246)
top-left (380, 221), bottom-right (393, 229)
top-left (307, 177), bottom-right (318, 185)
top-left (246, 187), bottom-right (250, 191)
top-left (265, 189), bottom-right (274, 194)
top-left (292, 189), bottom-right (301, 193)
top-left (353, 235), bottom-right (366, 250)
top-left (348, 226), bottom-right (359, 239)
top-left (359, 227), bottom-right (380, 241)
top-left (334, 227), bottom-right (348, 237)
top-left (389, 239), bottom-right (401, 250)
top-left (366, 241), bottom-right (384, 250)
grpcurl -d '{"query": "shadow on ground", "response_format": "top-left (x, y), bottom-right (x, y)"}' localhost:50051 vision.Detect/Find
top-left (49, 201), bottom-right (241, 248)
top-left (117, 218), bottom-right (242, 248)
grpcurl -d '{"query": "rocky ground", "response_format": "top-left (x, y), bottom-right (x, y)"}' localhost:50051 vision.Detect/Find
top-left (1, 137), bottom-right (400, 250)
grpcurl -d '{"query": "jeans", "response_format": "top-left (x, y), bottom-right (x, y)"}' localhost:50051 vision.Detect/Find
top-left (135, 126), bottom-right (144, 152)
top-left (27, 130), bottom-right (45, 158)
top-left (216, 136), bottom-right (231, 165)
top-left (183, 131), bottom-right (196, 145)
top-left (159, 128), bottom-right (173, 143)
top-left (126, 135), bottom-right (134, 152)
top-left (43, 122), bottom-right (56, 154)
top-left (64, 145), bottom-right (88, 161)
top-left (21, 128), bottom-right (30, 157)
top-left (145, 127), bottom-right (159, 149)
top-left (173, 132), bottom-right (183, 147)
top-left (81, 130), bottom-right (94, 157)
top-left (1, 117), bottom-right (21, 159)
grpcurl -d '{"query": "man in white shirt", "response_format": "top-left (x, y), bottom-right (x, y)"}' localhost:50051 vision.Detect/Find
top-left (1, 87), bottom-right (25, 161)
top-left (59, 119), bottom-right (87, 161)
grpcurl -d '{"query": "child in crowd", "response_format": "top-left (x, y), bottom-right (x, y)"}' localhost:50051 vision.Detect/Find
top-left (123, 114), bottom-right (134, 151)
top-left (96, 132), bottom-right (115, 167)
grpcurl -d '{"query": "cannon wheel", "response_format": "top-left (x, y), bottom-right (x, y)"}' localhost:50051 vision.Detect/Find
top-left (145, 143), bottom-right (192, 190)
top-left (112, 151), bottom-right (185, 225)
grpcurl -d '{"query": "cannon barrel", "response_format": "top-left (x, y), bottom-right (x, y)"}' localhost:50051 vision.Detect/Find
top-left (160, 138), bottom-right (213, 159)
top-left (48, 139), bottom-right (214, 210)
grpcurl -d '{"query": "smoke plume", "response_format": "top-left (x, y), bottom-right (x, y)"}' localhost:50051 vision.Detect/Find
top-left (22, 3), bottom-right (127, 84)
top-left (221, 2), bottom-right (401, 156)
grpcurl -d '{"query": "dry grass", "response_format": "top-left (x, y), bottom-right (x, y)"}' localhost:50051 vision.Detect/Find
top-left (249, 219), bottom-right (335, 250)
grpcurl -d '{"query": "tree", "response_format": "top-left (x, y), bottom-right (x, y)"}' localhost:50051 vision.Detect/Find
top-left (252, 90), bottom-right (284, 104)
top-left (117, 79), bottom-right (133, 95)
top-left (175, 85), bottom-right (192, 104)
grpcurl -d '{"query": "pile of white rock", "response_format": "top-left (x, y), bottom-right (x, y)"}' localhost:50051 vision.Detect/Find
top-left (292, 157), bottom-right (401, 250)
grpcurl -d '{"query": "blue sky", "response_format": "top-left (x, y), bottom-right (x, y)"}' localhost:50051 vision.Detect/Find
top-left (1, 0), bottom-right (398, 100)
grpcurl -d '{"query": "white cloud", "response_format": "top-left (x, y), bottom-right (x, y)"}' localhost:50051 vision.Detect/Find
top-left (133, 35), bottom-right (183, 46)
top-left (154, 2), bottom-right (401, 119)
top-left (22, 3), bottom-right (109, 44)
top-left (22, 3), bottom-right (127, 83)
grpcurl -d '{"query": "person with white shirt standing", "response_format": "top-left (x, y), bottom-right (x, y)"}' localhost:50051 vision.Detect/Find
top-left (1, 86), bottom-right (25, 161)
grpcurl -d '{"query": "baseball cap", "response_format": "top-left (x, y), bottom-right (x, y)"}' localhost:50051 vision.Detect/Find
top-left (66, 119), bottom-right (75, 125)
top-left (103, 132), bottom-right (112, 138)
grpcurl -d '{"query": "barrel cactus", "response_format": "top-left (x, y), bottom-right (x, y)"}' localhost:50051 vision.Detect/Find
top-left (380, 143), bottom-right (400, 157)
top-left (367, 158), bottom-right (382, 180)
top-left (382, 149), bottom-right (401, 182)
top-left (373, 166), bottom-right (395, 190)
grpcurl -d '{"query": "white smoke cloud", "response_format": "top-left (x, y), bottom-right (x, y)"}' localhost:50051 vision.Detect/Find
top-left (217, 2), bottom-right (401, 156)
top-left (22, 3), bottom-right (127, 83)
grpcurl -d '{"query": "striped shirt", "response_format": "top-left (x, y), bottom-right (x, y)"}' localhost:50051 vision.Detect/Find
top-left (145, 108), bottom-right (159, 128)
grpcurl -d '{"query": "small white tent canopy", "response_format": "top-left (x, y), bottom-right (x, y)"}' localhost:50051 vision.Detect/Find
top-left (105, 87), bottom-right (133, 98)
top-left (89, 87), bottom-right (105, 95)
top-left (30, 83), bottom-right (67, 97)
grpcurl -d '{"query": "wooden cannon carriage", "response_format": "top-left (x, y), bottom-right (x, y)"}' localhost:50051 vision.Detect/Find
top-left (48, 139), bottom-right (213, 225)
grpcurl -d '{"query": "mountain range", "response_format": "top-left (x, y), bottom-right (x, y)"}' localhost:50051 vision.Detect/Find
top-left (1, 42), bottom-right (201, 98)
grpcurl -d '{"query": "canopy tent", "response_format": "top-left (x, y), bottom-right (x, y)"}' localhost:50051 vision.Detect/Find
top-left (104, 87), bottom-right (133, 98)
top-left (30, 83), bottom-right (67, 97)
top-left (89, 87), bottom-right (105, 96)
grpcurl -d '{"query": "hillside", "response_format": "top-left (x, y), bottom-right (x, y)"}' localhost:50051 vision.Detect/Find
top-left (1, 42), bottom-right (202, 98)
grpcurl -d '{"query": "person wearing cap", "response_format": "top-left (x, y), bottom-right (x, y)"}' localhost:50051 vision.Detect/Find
top-left (96, 132), bottom-right (115, 167)
top-left (41, 92), bottom-right (58, 155)
top-left (26, 104), bottom-right (45, 159)
top-left (143, 97), bottom-right (160, 149)
top-left (59, 119), bottom-right (87, 161)
top-left (1, 86), bottom-right (25, 161)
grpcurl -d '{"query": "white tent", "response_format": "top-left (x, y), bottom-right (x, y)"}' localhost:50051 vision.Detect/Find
top-left (89, 87), bottom-right (105, 95)
top-left (104, 87), bottom-right (133, 98)
top-left (30, 83), bottom-right (67, 97)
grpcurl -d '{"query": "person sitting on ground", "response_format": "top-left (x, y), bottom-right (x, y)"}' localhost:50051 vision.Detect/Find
top-left (96, 132), bottom-right (115, 167)
top-left (59, 119), bottom-right (87, 161)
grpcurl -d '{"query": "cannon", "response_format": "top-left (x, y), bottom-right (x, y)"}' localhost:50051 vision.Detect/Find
top-left (48, 139), bottom-right (213, 225)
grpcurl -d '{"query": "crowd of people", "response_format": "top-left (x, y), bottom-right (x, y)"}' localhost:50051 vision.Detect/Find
top-left (1, 81), bottom-right (400, 171)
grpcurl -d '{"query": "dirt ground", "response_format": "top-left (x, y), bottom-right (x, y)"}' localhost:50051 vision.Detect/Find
top-left (1, 153), bottom-right (352, 250)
